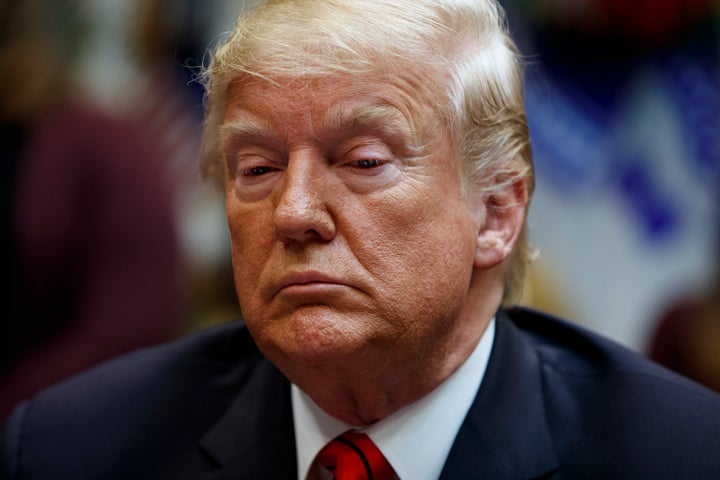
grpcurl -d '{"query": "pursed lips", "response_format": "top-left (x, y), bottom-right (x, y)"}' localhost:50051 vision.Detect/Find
top-left (274, 271), bottom-right (355, 298)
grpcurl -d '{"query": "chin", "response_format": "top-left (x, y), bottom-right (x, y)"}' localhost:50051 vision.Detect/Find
top-left (256, 307), bottom-right (377, 366)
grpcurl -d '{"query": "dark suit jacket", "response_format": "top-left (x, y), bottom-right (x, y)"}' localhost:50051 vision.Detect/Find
top-left (3, 307), bottom-right (720, 479)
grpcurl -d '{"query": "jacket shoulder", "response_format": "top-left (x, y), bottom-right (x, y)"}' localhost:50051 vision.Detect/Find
top-left (0, 320), bottom-right (266, 479)
top-left (31, 320), bottom-right (259, 407)
top-left (507, 306), bottom-right (716, 391)
top-left (504, 307), bottom-right (720, 477)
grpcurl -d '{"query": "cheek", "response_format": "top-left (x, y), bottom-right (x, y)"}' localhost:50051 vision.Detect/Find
top-left (226, 194), bottom-right (276, 245)
top-left (354, 187), bottom-right (478, 304)
top-left (226, 201), bottom-right (275, 294)
top-left (359, 223), bottom-right (476, 346)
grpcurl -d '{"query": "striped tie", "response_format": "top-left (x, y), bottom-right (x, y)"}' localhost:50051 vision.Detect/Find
top-left (316, 431), bottom-right (396, 480)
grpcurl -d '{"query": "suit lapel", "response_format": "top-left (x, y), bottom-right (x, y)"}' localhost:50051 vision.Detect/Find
top-left (198, 357), bottom-right (297, 480)
top-left (195, 310), bottom-right (558, 479)
top-left (440, 311), bottom-right (559, 479)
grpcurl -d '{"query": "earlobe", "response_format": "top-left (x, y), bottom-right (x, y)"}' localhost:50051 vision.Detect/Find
top-left (473, 179), bottom-right (528, 270)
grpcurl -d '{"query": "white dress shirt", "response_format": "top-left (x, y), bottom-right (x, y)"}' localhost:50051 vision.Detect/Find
top-left (292, 319), bottom-right (495, 480)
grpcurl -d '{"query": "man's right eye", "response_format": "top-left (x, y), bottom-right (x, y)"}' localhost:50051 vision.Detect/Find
top-left (244, 165), bottom-right (275, 176)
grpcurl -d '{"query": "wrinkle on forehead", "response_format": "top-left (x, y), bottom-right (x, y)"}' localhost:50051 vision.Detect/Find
top-left (222, 74), bottom-right (438, 152)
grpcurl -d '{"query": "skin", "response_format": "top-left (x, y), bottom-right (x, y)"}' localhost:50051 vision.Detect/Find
top-left (221, 72), bottom-right (526, 425)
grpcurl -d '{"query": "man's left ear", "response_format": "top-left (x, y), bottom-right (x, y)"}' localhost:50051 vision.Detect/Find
top-left (473, 177), bottom-right (528, 270)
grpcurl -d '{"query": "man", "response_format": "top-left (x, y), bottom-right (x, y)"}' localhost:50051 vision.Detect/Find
top-left (2, 0), bottom-right (720, 479)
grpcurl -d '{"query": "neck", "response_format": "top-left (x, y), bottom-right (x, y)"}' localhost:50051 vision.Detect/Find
top-left (287, 274), bottom-right (504, 426)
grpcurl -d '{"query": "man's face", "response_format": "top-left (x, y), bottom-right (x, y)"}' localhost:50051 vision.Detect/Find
top-left (221, 74), bottom-right (484, 380)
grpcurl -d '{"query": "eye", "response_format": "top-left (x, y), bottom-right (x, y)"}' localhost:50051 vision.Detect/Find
top-left (353, 158), bottom-right (384, 169)
top-left (243, 165), bottom-right (277, 176)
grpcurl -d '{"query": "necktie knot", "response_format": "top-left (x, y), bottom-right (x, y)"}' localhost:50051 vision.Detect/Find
top-left (316, 431), bottom-right (396, 480)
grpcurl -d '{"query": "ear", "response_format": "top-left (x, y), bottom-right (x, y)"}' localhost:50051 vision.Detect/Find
top-left (473, 178), bottom-right (528, 270)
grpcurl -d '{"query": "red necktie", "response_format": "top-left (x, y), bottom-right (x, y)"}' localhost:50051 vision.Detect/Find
top-left (316, 431), bottom-right (396, 480)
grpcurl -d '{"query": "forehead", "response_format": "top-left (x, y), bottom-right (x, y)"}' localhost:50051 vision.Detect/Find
top-left (222, 73), bottom-right (442, 141)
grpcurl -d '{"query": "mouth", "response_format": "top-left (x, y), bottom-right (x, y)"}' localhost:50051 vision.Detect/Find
top-left (275, 271), bottom-right (354, 298)
top-left (279, 271), bottom-right (344, 288)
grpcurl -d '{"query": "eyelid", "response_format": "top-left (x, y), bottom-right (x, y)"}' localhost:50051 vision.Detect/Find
top-left (232, 150), bottom-right (285, 181)
top-left (340, 139), bottom-right (393, 161)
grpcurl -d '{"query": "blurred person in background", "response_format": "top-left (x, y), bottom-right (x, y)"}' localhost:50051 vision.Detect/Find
top-left (647, 198), bottom-right (720, 392)
top-left (0, 0), bottom-right (183, 420)
top-left (123, 0), bottom-right (240, 333)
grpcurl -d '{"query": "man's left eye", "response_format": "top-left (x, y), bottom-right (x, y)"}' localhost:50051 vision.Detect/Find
top-left (354, 159), bottom-right (382, 169)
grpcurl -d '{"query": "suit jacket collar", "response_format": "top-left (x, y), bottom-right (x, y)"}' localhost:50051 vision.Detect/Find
top-left (197, 310), bottom-right (558, 479)
top-left (198, 357), bottom-right (297, 480)
top-left (440, 310), bottom-right (559, 479)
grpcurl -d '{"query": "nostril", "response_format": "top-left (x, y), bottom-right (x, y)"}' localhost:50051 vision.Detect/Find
top-left (275, 226), bottom-right (326, 245)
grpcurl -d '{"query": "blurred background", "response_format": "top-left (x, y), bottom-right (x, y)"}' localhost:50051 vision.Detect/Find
top-left (504, 0), bottom-right (720, 391)
top-left (1, 0), bottom-right (718, 418)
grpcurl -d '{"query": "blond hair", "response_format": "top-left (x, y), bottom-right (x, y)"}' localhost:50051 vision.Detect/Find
top-left (200, 0), bottom-right (534, 303)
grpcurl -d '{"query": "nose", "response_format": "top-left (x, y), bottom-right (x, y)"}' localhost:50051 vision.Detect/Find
top-left (274, 152), bottom-right (336, 245)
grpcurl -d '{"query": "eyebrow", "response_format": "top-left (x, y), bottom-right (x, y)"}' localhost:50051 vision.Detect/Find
top-left (322, 103), bottom-right (416, 145)
top-left (220, 117), bottom-right (272, 145)
top-left (219, 103), bottom-right (423, 156)
top-left (220, 106), bottom-right (409, 140)
top-left (220, 118), bottom-right (272, 156)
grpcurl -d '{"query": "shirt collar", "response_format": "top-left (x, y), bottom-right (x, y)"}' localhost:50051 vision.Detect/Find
top-left (292, 318), bottom-right (495, 480)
